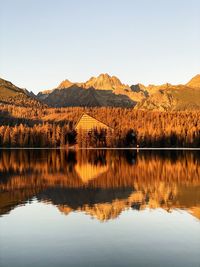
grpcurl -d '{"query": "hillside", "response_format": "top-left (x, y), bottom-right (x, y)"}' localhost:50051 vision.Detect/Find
top-left (0, 78), bottom-right (43, 107)
top-left (135, 76), bottom-right (200, 111)
top-left (135, 85), bottom-right (200, 111)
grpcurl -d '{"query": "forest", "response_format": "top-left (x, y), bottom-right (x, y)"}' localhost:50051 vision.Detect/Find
top-left (0, 104), bottom-right (199, 147)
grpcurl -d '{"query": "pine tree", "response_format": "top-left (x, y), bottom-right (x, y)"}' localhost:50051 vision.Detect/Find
top-left (10, 126), bottom-right (18, 147)
top-left (3, 127), bottom-right (10, 146)
top-left (60, 127), bottom-right (65, 147)
top-left (52, 124), bottom-right (56, 147)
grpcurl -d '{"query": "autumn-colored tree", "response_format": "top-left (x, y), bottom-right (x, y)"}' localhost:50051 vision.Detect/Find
top-left (0, 104), bottom-right (199, 147)
top-left (3, 127), bottom-right (10, 146)
top-left (60, 127), bottom-right (66, 147)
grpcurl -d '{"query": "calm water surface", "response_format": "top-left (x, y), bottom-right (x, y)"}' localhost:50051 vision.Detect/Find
top-left (0, 149), bottom-right (200, 267)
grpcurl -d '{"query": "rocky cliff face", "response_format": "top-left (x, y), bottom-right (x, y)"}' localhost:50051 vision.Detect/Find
top-left (84, 73), bottom-right (130, 90)
top-left (57, 73), bottom-right (130, 91)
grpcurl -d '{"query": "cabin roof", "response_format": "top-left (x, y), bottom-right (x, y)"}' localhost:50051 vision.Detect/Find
top-left (75, 113), bottom-right (112, 130)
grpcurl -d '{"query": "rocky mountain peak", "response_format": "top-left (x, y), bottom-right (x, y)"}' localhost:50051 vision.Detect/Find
top-left (57, 79), bottom-right (73, 89)
top-left (56, 74), bottom-right (129, 91)
top-left (186, 74), bottom-right (200, 88)
top-left (85, 73), bottom-right (130, 90)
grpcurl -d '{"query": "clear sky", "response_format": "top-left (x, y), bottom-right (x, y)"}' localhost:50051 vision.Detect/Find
top-left (0, 0), bottom-right (200, 93)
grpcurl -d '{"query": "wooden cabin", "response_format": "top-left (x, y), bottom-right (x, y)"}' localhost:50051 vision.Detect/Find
top-left (75, 113), bottom-right (111, 132)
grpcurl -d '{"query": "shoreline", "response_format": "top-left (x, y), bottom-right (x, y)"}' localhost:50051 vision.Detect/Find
top-left (0, 147), bottom-right (199, 150)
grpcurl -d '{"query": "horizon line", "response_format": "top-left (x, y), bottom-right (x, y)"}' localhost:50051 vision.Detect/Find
top-left (1, 72), bottom-right (198, 93)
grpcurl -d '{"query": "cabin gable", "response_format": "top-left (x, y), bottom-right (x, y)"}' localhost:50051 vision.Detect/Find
top-left (75, 114), bottom-right (110, 131)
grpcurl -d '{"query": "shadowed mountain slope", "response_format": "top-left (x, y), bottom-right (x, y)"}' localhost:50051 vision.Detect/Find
top-left (37, 73), bottom-right (146, 107)
top-left (40, 85), bottom-right (137, 107)
top-left (2, 74), bottom-right (200, 110)
top-left (37, 73), bottom-right (200, 110)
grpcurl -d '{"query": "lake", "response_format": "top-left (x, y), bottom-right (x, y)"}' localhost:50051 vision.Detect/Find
top-left (0, 149), bottom-right (200, 267)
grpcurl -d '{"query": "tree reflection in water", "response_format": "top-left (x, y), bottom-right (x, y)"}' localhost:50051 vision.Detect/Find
top-left (0, 149), bottom-right (199, 221)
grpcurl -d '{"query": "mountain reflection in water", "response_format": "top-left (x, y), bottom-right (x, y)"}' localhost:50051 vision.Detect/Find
top-left (0, 149), bottom-right (200, 221)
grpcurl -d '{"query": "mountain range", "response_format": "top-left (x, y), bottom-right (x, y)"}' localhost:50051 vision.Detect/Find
top-left (0, 73), bottom-right (200, 111)
top-left (37, 73), bottom-right (147, 108)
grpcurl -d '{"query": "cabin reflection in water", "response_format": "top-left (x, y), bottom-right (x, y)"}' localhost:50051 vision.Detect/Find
top-left (0, 149), bottom-right (200, 221)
